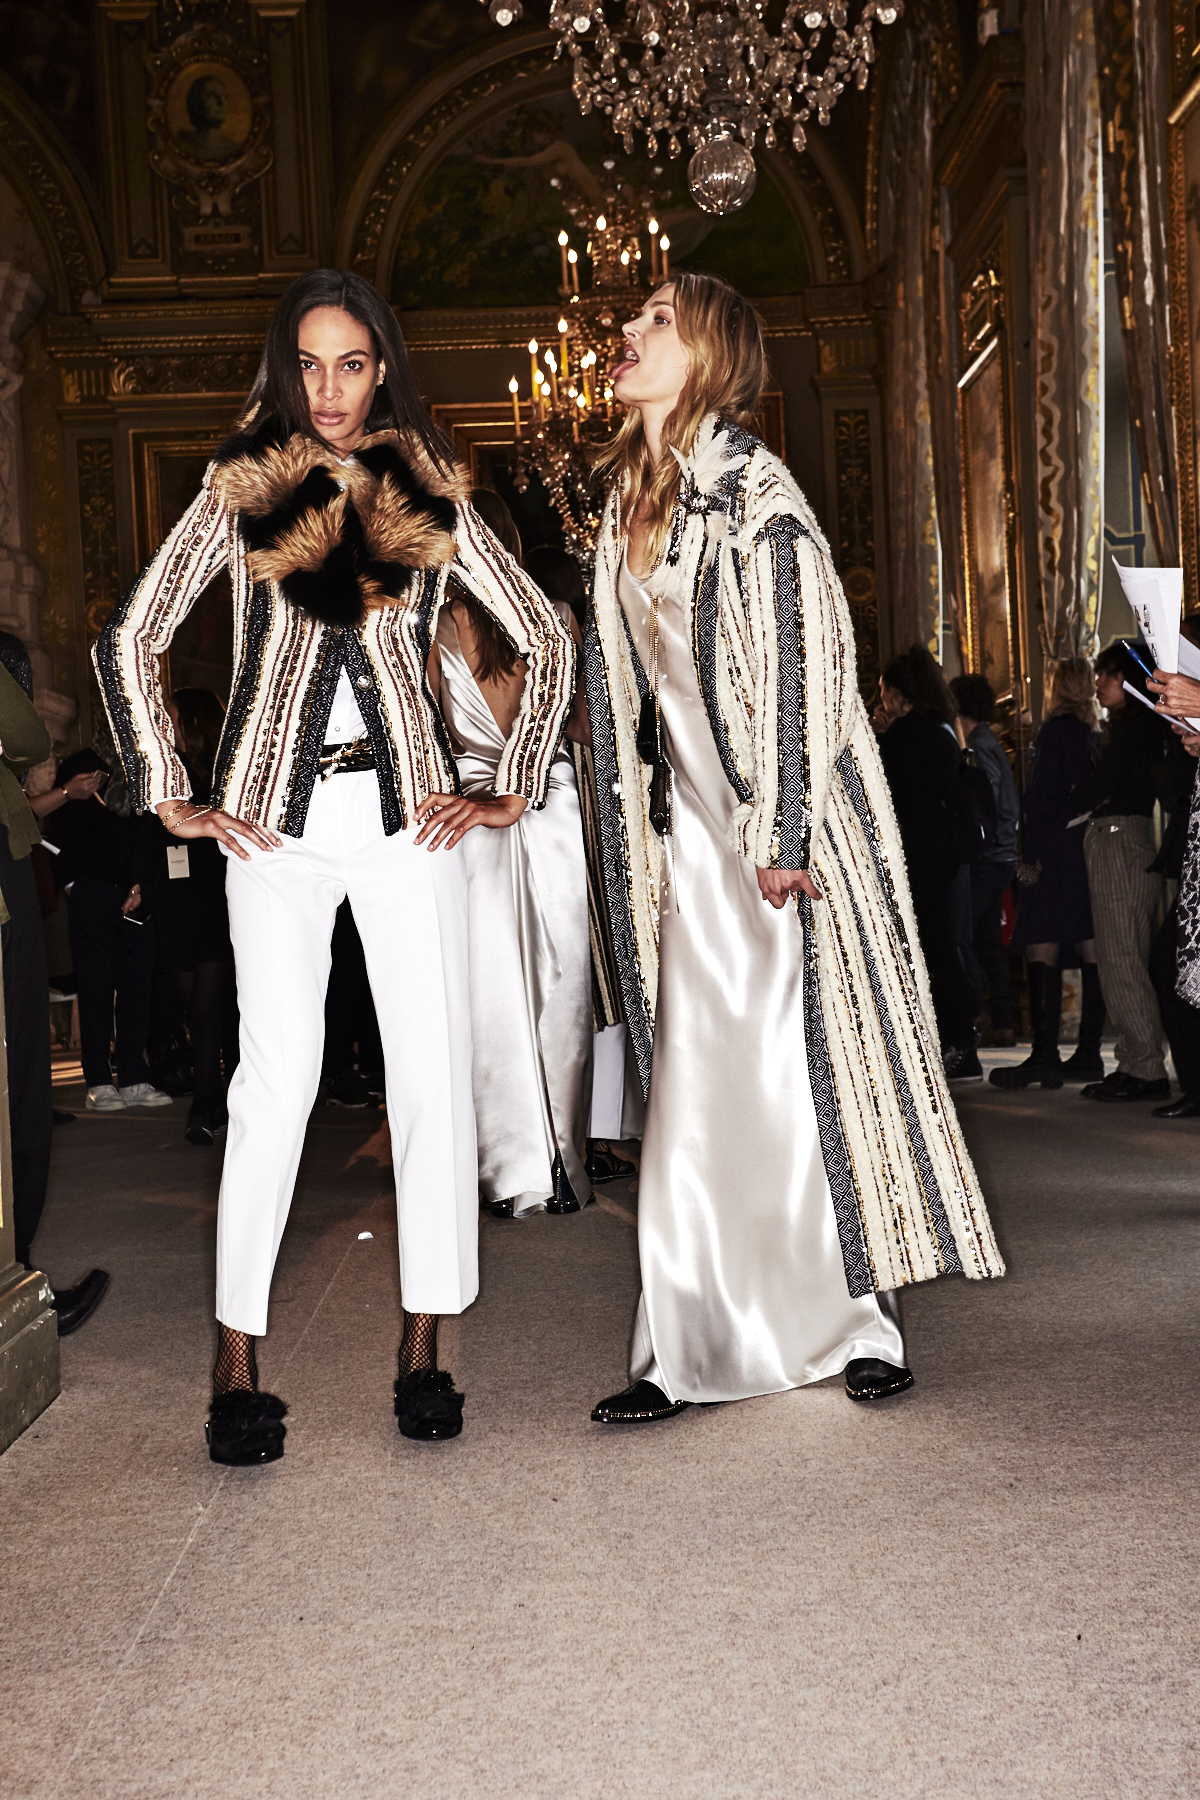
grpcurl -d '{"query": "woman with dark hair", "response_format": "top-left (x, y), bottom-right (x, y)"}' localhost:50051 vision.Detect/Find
top-left (584, 273), bottom-right (1002, 1425)
top-left (132, 686), bottom-right (239, 1146)
top-left (991, 656), bottom-right (1102, 1091)
top-left (95, 269), bottom-right (573, 1463)
top-left (875, 643), bottom-right (979, 1078)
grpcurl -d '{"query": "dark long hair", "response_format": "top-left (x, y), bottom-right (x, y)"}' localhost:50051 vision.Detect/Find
top-left (170, 686), bottom-right (226, 801)
top-left (882, 643), bottom-right (956, 726)
top-left (224, 269), bottom-right (454, 472)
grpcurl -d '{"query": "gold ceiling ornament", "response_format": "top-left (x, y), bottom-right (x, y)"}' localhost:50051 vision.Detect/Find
top-left (145, 24), bottom-right (273, 224)
top-left (482, 1), bottom-right (905, 214)
top-left (505, 176), bottom-right (662, 560)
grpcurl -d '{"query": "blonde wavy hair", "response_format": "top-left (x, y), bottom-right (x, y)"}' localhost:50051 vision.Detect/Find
top-left (1046, 655), bottom-right (1099, 728)
top-left (593, 271), bottom-right (767, 569)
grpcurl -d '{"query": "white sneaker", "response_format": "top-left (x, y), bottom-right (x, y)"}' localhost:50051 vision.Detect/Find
top-left (117, 1081), bottom-right (173, 1108)
top-left (86, 1084), bottom-right (127, 1112)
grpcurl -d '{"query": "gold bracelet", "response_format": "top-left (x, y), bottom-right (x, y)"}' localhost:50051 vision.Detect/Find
top-left (158, 800), bottom-right (193, 827)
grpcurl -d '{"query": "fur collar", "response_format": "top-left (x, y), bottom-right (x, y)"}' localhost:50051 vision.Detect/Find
top-left (211, 425), bottom-right (470, 629)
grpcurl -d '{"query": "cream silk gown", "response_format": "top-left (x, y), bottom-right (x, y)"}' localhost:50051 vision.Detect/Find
top-left (618, 555), bottom-right (906, 1404)
top-left (436, 603), bottom-right (592, 1214)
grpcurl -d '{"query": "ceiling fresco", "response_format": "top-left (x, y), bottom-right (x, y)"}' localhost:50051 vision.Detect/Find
top-left (391, 93), bottom-right (812, 312)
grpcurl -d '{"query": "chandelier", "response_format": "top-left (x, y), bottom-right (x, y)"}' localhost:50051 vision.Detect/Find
top-left (482, 2), bottom-right (904, 215)
top-left (504, 175), bottom-right (662, 561)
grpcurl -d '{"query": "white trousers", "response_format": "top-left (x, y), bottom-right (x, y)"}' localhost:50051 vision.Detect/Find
top-left (216, 771), bottom-right (478, 1336)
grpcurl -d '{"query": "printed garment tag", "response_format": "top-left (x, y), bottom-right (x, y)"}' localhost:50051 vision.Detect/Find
top-left (166, 844), bottom-right (190, 879)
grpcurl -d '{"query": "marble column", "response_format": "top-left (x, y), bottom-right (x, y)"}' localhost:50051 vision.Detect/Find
top-left (0, 262), bottom-right (77, 745)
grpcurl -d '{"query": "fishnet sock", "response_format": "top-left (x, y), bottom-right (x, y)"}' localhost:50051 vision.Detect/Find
top-left (398, 1311), bottom-right (438, 1376)
top-left (213, 1325), bottom-right (258, 1395)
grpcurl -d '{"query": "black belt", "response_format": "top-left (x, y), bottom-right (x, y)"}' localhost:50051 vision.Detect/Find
top-left (319, 736), bottom-right (376, 778)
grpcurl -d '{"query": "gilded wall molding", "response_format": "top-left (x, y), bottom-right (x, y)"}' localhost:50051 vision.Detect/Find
top-left (832, 406), bottom-right (881, 699)
top-left (75, 439), bottom-right (122, 643)
top-left (0, 73), bottom-right (107, 311)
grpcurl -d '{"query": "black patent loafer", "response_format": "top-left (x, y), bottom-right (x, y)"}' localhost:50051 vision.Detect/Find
top-left (1059, 1049), bottom-right (1105, 1084)
top-left (590, 1379), bottom-right (690, 1423)
top-left (206, 1390), bottom-right (288, 1465)
top-left (394, 1367), bottom-right (464, 1440)
top-left (989, 1056), bottom-right (1064, 1091)
top-left (545, 1149), bottom-right (582, 1214)
top-left (52, 1268), bottom-right (110, 1337)
top-left (845, 1357), bottom-right (914, 1402)
top-left (1080, 1071), bottom-right (1169, 1102)
top-left (480, 1197), bottom-right (514, 1220)
top-left (1152, 1094), bottom-right (1200, 1118)
top-left (584, 1140), bottom-right (637, 1185)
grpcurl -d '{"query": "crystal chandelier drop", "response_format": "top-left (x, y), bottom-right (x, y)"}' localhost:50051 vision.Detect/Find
top-left (483, 1), bottom-right (904, 215)
top-left (504, 182), bottom-right (665, 561)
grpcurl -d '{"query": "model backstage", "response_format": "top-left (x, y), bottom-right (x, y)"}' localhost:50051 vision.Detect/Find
top-left (95, 270), bottom-right (573, 1463)
top-left (584, 273), bottom-right (1004, 1424)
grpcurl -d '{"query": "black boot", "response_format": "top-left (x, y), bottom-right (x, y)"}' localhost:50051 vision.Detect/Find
top-left (1061, 963), bottom-right (1105, 1083)
top-left (990, 963), bottom-right (1064, 1090)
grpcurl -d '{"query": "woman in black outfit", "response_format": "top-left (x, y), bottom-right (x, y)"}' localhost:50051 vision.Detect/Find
top-left (875, 644), bottom-right (979, 1080)
top-left (134, 689), bottom-right (239, 1143)
top-left (991, 656), bottom-right (1101, 1091)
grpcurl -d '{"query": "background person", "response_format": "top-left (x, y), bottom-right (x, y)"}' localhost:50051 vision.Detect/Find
top-left (38, 748), bottom-right (170, 1113)
top-left (429, 496), bottom-right (593, 1217)
top-left (875, 645), bottom-right (980, 1081)
top-left (0, 652), bottom-right (109, 1332)
top-left (135, 688), bottom-right (240, 1145)
top-left (992, 657), bottom-right (1102, 1091)
top-left (1073, 641), bottom-right (1170, 1103)
top-left (950, 673), bottom-right (1019, 1047)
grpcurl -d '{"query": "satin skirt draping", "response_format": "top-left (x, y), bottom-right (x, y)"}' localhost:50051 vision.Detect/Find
top-left (618, 557), bottom-right (905, 1404)
top-left (436, 609), bottom-right (592, 1214)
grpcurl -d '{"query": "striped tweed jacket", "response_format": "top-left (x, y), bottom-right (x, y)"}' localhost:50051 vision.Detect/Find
top-left (585, 413), bottom-right (1004, 1296)
top-left (95, 425), bottom-right (574, 837)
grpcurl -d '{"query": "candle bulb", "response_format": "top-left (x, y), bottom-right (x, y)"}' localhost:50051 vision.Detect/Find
top-left (648, 218), bottom-right (660, 282)
top-left (509, 375), bottom-right (521, 439)
top-left (557, 230), bottom-right (569, 291)
top-left (660, 234), bottom-right (670, 280)
top-left (558, 316), bottom-right (569, 377)
top-left (528, 338), bottom-right (539, 399)
top-left (567, 247), bottom-right (579, 295)
top-left (544, 349), bottom-right (559, 406)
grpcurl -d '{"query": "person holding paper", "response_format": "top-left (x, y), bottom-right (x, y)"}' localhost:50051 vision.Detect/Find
top-left (1071, 643), bottom-right (1170, 1102)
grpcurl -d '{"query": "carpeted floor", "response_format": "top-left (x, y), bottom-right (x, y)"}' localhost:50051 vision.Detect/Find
top-left (3, 1057), bottom-right (1198, 1800)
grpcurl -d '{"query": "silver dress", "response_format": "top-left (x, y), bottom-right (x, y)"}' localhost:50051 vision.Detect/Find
top-left (619, 555), bottom-right (905, 1403)
top-left (436, 604), bottom-right (592, 1214)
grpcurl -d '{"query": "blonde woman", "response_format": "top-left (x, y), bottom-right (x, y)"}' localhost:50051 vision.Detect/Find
top-left (584, 273), bottom-right (1003, 1423)
top-left (991, 657), bottom-right (1102, 1092)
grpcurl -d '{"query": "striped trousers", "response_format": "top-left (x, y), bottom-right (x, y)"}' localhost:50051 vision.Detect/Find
top-left (1083, 815), bottom-right (1166, 1081)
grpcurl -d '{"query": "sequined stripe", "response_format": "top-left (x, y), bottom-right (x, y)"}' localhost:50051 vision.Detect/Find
top-left (241, 602), bottom-right (310, 827)
top-left (454, 507), bottom-right (572, 804)
top-left (823, 828), bottom-right (964, 1275)
top-left (378, 576), bottom-right (450, 813)
top-left (211, 577), bottom-right (272, 810)
top-left (279, 629), bottom-right (345, 836)
top-left (411, 566), bottom-right (460, 807)
top-left (762, 515), bottom-right (813, 869)
top-left (799, 884), bottom-right (874, 1297)
top-left (834, 742), bottom-right (922, 986)
top-left (95, 482), bottom-right (228, 808)
top-left (693, 530), bottom-right (754, 806)
top-left (585, 615), bottom-right (654, 1097)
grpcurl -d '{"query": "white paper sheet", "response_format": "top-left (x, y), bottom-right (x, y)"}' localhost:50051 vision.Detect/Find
top-left (1111, 559), bottom-right (1200, 729)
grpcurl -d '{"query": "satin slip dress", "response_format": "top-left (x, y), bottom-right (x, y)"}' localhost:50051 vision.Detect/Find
top-left (436, 602), bottom-right (593, 1215)
top-left (618, 552), bottom-right (905, 1403)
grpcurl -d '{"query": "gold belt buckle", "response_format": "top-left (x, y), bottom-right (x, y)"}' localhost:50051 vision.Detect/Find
top-left (319, 736), bottom-right (366, 781)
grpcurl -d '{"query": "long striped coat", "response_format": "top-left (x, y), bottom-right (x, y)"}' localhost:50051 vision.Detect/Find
top-left (585, 414), bottom-right (1004, 1296)
top-left (95, 427), bottom-right (574, 837)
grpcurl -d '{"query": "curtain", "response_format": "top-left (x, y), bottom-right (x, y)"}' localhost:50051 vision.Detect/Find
top-left (878, 23), bottom-right (942, 660)
top-left (1026, 0), bottom-right (1105, 662)
top-left (1094, 0), bottom-right (1178, 571)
